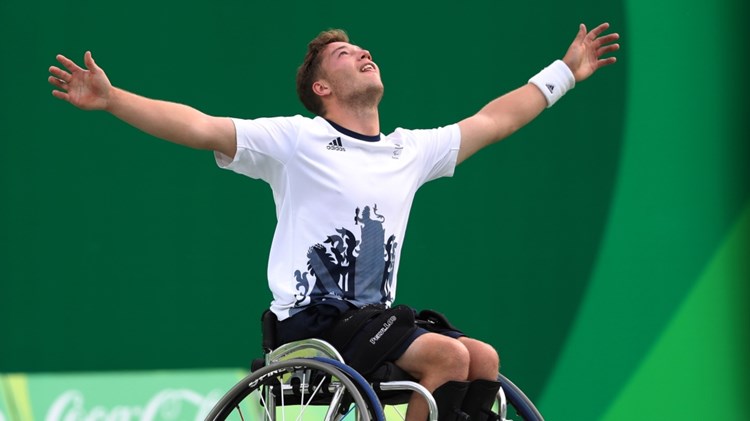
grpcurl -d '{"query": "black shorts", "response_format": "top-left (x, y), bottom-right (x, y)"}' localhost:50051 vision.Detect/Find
top-left (385, 325), bottom-right (464, 362)
top-left (276, 301), bottom-right (464, 369)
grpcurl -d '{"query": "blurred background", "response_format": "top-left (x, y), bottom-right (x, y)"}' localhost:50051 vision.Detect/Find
top-left (1, 0), bottom-right (748, 419)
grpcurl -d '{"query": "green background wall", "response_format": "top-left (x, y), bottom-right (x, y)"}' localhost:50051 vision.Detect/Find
top-left (1, 0), bottom-right (747, 419)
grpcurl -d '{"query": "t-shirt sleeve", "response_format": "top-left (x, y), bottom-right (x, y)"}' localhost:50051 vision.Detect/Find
top-left (401, 123), bottom-right (461, 185)
top-left (214, 115), bottom-right (305, 181)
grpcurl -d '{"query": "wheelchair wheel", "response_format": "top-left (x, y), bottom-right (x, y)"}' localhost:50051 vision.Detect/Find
top-left (206, 358), bottom-right (375, 421)
top-left (498, 373), bottom-right (544, 421)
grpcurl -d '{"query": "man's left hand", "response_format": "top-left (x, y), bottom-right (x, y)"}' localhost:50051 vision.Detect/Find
top-left (563, 22), bottom-right (620, 82)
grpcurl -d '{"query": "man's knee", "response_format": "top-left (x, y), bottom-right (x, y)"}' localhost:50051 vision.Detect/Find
top-left (397, 333), bottom-right (470, 382)
top-left (421, 335), bottom-right (471, 380)
top-left (476, 341), bottom-right (500, 371)
top-left (459, 337), bottom-right (500, 380)
top-left (438, 337), bottom-right (472, 376)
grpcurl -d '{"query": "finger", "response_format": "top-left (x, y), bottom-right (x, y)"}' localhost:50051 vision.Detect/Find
top-left (48, 75), bottom-right (68, 90)
top-left (49, 65), bottom-right (72, 82)
top-left (597, 57), bottom-right (618, 68)
top-left (597, 33), bottom-right (620, 45)
top-left (588, 22), bottom-right (611, 41)
top-left (597, 43), bottom-right (620, 57)
top-left (52, 89), bottom-right (70, 101)
top-left (56, 54), bottom-right (84, 73)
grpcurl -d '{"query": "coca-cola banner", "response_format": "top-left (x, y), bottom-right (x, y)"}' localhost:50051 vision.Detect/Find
top-left (1, 369), bottom-right (250, 421)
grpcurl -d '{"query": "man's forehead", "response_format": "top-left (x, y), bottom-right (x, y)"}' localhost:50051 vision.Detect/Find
top-left (325, 41), bottom-right (360, 55)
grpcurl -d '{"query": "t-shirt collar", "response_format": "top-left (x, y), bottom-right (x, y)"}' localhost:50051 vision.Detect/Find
top-left (324, 118), bottom-right (381, 142)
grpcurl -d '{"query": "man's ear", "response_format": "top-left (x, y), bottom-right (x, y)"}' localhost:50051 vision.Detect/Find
top-left (312, 80), bottom-right (331, 97)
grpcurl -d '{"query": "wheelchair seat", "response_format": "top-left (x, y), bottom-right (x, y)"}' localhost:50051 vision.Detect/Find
top-left (256, 309), bottom-right (437, 418)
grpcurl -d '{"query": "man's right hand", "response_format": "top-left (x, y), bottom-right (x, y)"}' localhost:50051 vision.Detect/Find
top-left (49, 51), bottom-right (112, 111)
top-left (48, 51), bottom-right (237, 158)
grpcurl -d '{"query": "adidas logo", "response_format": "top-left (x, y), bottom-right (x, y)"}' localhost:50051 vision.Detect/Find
top-left (546, 83), bottom-right (555, 94)
top-left (326, 137), bottom-right (346, 152)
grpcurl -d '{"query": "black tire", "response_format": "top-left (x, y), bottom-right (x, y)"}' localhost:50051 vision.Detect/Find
top-left (206, 358), bottom-right (373, 421)
top-left (498, 373), bottom-right (544, 421)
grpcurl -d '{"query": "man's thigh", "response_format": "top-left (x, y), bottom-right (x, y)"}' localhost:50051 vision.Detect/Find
top-left (394, 332), bottom-right (471, 382)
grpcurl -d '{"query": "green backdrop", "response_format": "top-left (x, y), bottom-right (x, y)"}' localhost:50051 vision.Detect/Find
top-left (1, 0), bottom-right (747, 419)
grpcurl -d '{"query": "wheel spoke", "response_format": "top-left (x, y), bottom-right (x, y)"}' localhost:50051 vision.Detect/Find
top-left (259, 386), bottom-right (273, 421)
top-left (297, 375), bottom-right (326, 421)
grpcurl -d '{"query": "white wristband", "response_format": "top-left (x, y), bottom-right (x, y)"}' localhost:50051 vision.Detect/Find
top-left (528, 60), bottom-right (575, 108)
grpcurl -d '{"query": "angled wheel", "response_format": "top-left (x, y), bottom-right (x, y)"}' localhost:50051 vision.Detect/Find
top-left (206, 358), bottom-right (374, 421)
top-left (497, 373), bottom-right (544, 421)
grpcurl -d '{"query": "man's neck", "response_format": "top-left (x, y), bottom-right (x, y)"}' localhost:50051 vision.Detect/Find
top-left (323, 105), bottom-right (380, 137)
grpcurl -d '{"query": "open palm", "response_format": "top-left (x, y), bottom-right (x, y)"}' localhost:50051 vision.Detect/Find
top-left (563, 23), bottom-right (620, 82)
top-left (49, 51), bottom-right (112, 110)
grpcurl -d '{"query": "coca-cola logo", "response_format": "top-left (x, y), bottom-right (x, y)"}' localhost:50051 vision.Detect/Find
top-left (45, 388), bottom-right (224, 421)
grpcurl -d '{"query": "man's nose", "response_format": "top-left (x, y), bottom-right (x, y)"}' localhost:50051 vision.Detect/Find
top-left (359, 49), bottom-right (372, 61)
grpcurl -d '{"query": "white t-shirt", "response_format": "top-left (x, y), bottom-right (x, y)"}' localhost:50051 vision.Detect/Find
top-left (216, 115), bottom-right (460, 320)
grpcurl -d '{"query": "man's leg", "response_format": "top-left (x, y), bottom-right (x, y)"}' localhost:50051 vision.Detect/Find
top-left (395, 333), bottom-right (470, 420)
top-left (458, 337), bottom-right (501, 421)
top-left (395, 334), bottom-right (500, 420)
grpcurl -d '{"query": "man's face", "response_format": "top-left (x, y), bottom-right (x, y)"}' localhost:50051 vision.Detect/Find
top-left (317, 41), bottom-right (383, 105)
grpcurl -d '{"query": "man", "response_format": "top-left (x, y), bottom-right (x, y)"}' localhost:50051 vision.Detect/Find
top-left (49, 23), bottom-right (618, 421)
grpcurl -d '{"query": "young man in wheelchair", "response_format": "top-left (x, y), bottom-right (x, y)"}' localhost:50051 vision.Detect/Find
top-left (50, 24), bottom-right (618, 421)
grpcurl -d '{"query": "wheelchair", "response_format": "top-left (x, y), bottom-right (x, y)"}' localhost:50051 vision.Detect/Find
top-left (206, 310), bottom-right (544, 421)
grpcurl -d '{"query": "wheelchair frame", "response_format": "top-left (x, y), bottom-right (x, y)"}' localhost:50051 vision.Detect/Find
top-left (205, 337), bottom-right (544, 420)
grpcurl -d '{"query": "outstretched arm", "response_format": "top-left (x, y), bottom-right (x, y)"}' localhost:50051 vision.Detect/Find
top-left (456, 22), bottom-right (619, 164)
top-left (49, 52), bottom-right (237, 158)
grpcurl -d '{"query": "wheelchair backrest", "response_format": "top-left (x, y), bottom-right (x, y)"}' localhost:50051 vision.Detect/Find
top-left (260, 309), bottom-right (278, 353)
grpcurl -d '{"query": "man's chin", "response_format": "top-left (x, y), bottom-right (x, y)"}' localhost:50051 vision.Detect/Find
top-left (345, 85), bottom-right (384, 108)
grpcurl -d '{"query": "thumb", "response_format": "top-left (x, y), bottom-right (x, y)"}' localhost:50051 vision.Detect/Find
top-left (84, 51), bottom-right (100, 72)
top-left (575, 23), bottom-right (587, 43)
